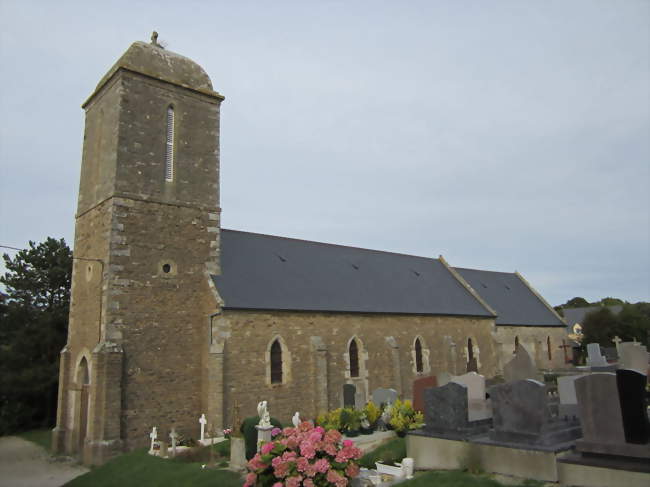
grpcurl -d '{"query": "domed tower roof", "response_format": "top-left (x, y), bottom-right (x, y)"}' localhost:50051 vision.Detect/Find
top-left (91, 38), bottom-right (219, 101)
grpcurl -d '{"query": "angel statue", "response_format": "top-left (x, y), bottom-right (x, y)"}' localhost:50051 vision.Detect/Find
top-left (257, 401), bottom-right (271, 427)
top-left (292, 411), bottom-right (301, 428)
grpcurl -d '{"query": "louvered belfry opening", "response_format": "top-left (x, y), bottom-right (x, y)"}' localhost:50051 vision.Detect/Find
top-left (415, 338), bottom-right (423, 373)
top-left (349, 339), bottom-right (359, 378)
top-left (165, 106), bottom-right (175, 181)
top-left (270, 339), bottom-right (282, 384)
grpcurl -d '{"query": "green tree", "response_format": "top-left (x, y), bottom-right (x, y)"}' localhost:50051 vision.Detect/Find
top-left (582, 303), bottom-right (650, 348)
top-left (598, 297), bottom-right (625, 307)
top-left (564, 297), bottom-right (590, 308)
top-left (0, 238), bottom-right (72, 434)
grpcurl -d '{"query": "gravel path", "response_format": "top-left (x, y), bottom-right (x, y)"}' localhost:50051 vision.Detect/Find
top-left (0, 436), bottom-right (88, 487)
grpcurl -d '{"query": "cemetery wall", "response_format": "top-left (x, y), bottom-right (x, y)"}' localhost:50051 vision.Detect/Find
top-left (215, 309), bottom-right (498, 427)
top-left (495, 325), bottom-right (570, 371)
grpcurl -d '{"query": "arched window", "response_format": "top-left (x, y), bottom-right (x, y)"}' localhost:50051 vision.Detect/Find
top-left (78, 356), bottom-right (90, 385)
top-left (349, 339), bottom-right (359, 378)
top-left (467, 338), bottom-right (474, 362)
top-left (165, 106), bottom-right (175, 182)
top-left (415, 337), bottom-right (423, 373)
top-left (270, 339), bottom-right (282, 384)
top-left (514, 336), bottom-right (519, 354)
top-left (547, 336), bottom-right (552, 361)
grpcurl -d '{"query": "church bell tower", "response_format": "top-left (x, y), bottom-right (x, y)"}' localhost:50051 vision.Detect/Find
top-left (53, 35), bottom-right (224, 465)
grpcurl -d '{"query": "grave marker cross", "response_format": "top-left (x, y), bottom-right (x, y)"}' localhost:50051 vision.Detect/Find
top-left (199, 414), bottom-right (207, 442)
top-left (149, 426), bottom-right (157, 453)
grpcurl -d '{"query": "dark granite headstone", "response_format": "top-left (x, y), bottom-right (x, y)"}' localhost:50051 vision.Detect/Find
top-left (490, 379), bottom-right (581, 446)
top-left (343, 384), bottom-right (356, 408)
top-left (602, 346), bottom-right (618, 362)
top-left (423, 382), bottom-right (491, 438)
top-left (412, 375), bottom-right (437, 412)
top-left (616, 369), bottom-right (650, 444)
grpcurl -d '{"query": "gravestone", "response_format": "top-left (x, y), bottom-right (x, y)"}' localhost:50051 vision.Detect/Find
top-left (489, 379), bottom-right (581, 446)
top-left (503, 345), bottom-right (538, 382)
top-left (343, 384), bottom-right (356, 408)
top-left (574, 373), bottom-right (626, 447)
top-left (149, 426), bottom-right (157, 454)
top-left (619, 342), bottom-right (649, 375)
top-left (586, 343), bottom-right (608, 367)
top-left (412, 375), bottom-right (437, 413)
top-left (452, 372), bottom-right (485, 401)
top-left (169, 428), bottom-right (178, 457)
top-left (602, 346), bottom-right (618, 362)
top-left (616, 368), bottom-right (650, 444)
top-left (371, 387), bottom-right (398, 407)
top-left (557, 375), bottom-right (583, 418)
top-left (436, 371), bottom-right (452, 387)
top-left (423, 382), bottom-right (491, 438)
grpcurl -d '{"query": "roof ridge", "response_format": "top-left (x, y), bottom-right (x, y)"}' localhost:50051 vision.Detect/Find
top-left (453, 266), bottom-right (514, 275)
top-left (221, 228), bottom-right (440, 262)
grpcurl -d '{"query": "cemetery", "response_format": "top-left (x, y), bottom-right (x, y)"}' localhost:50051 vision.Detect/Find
top-left (75, 340), bottom-right (645, 486)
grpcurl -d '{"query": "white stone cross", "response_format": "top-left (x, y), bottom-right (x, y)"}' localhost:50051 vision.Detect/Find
top-left (292, 411), bottom-right (301, 428)
top-left (169, 428), bottom-right (178, 457)
top-left (149, 426), bottom-right (157, 453)
top-left (199, 414), bottom-right (207, 441)
top-left (612, 336), bottom-right (622, 354)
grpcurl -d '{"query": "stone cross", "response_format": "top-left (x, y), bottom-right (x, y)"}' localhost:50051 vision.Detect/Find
top-left (169, 428), bottom-right (178, 457)
top-left (292, 412), bottom-right (301, 428)
top-left (199, 414), bottom-right (207, 442)
top-left (612, 336), bottom-right (622, 354)
top-left (149, 426), bottom-right (157, 453)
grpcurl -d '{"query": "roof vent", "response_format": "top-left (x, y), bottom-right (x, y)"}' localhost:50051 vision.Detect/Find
top-left (351, 264), bottom-right (360, 270)
top-left (275, 253), bottom-right (287, 263)
top-left (411, 269), bottom-right (421, 277)
top-left (481, 282), bottom-right (488, 288)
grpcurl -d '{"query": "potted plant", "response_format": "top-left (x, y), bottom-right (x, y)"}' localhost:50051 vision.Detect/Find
top-left (244, 421), bottom-right (363, 487)
top-left (387, 399), bottom-right (424, 437)
top-left (362, 401), bottom-right (381, 432)
top-left (339, 408), bottom-right (362, 437)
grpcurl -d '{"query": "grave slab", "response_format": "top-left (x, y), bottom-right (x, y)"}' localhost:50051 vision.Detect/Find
top-left (412, 375), bottom-right (436, 413)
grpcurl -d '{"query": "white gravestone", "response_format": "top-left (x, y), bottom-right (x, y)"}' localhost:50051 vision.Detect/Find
top-left (618, 342), bottom-right (649, 375)
top-left (169, 428), bottom-right (178, 457)
top-left (452, 372), bottom-right (485, 401)
top-left (199, 414), bottom-right (207, 442)
top-left (611, 336), bottom-right (623, 355)
top-left (586, 343), bottom-right (608, 367)
top-left (292, 412), bottom-right (301, 428)
top-left (149, 426), bottom-right (157, 454)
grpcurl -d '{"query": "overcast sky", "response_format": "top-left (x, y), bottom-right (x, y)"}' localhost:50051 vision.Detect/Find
top-left (0, 0), bottom-right (648, 306)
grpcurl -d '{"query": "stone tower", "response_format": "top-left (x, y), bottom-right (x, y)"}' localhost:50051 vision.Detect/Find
top-left (53, 38), bottom-right (224, 465)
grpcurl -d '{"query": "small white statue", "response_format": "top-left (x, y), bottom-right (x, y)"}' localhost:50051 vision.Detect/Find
top-left (292, 411), bottom-right (301, 428)
top-left (257, 401), bottom-right (271, 427)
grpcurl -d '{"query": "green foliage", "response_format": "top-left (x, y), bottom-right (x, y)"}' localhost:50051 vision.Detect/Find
top-left (171, 440), bottom-right (230, 464)
top-left (65, 448), bottom-right (243, 487)
top-left (564, 297), bottom-right (590, 308)
top-left (0, 238), bottom-right (72, 434)
top-left (363, 401), bottom-right (381, 426)
top-left (387, 399), bottom-right (424, 433)
top-left (358, 437), bottom-right (406, 468)
top-left (582, 303), bottom-right (650, 347)
top-left (240, 416), bottom-right (282, 460)
top-left (315, 408), bottom-right (342, 431)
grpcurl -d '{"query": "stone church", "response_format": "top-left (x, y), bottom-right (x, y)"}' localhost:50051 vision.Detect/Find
top-left (52, 38), bottom-right (568, 465)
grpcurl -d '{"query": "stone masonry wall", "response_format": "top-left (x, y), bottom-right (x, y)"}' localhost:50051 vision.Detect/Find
top-left (212, 310), bottom-right (498, 427)
top-left (495, 325), bottom-right (571, 371)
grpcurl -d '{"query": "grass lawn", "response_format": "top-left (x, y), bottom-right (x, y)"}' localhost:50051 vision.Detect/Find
top-left (64, 447), bottom-right (242, 487)
top-left (400, 470), bottom-right (544, 486)
top-left (17, 428), bottom-right (51, 451)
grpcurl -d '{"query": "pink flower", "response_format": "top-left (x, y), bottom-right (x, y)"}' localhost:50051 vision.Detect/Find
top-left (314, 458), bottom-right (330, 473)
top-left (304, 479), bottom-right (315, 487)
top-left (342, 439), bottom-right (353, 448)
top-left (261, 442), bottom-right (275, 455)
top-left (274, 461), bottom-right (289, 478)
top-left (314, 426), bottom-right (325, 434)
top-left (247, 453), bottom-right (267, 470)
top-left (346, 462), bottom-right (360, 477)
top-left (272, 483), bottom-right (283, 487)
top-left (300, 440), bottom-right (316, 459)
top-left (327, 469), bottom-right (343, 483)
top-left (286, 476), bottom-right (303, 487)
top-left (271, 427), bottom-right (282, 437)
top-left (245, 472), bottom-right (256, 484)
top-left (296, 456), bottom-right (309, 472)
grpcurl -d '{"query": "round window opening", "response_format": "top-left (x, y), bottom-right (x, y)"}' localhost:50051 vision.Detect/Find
top-left (162, 263), bottom-right (171, 274)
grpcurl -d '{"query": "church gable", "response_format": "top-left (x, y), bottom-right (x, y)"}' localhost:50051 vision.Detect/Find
top-left (212, 229), bottom-right (495, 317)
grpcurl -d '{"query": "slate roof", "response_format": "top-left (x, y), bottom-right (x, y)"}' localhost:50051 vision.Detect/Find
top-left (453, 268), bottom-right (565, 327)
top-left (212, 229), bottom-right (494, 317)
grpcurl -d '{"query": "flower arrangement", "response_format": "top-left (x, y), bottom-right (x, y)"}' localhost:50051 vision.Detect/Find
top-left (315, 409), bottom-right (342, 432)
top-left (244, 421), bottom-right (363, 487)
top-left (386, 399), bottom-right (424, 436)
top-left (362, 401), bottom-right (381, 428)
top-left (223, 428), bottom-right (232, 439)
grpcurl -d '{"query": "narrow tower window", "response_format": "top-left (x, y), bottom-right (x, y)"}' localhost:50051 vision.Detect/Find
top-left (165, 106), bottom-right (175, 181)
top-left (415, 337), bottom-right (423, 373)
top-left (349, 339), bottom-right (359, 378)
top-left (270, 339), bottom-right (282, 384)
top-left (547, 336), bottom-right (552, 361)
top-left (514, 336), bottom-right (519, 353)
